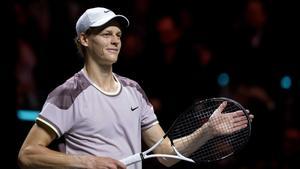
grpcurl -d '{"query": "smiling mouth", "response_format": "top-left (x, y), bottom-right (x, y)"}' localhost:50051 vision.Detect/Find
top-left (107, 49), bottom-right (119, 53)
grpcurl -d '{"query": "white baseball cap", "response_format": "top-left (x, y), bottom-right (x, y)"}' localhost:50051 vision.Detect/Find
top-left (75, 7), bottom-right (129, 36)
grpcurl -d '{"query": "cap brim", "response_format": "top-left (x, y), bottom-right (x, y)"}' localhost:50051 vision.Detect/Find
top-left (90, 15), bottom-right (129, 29)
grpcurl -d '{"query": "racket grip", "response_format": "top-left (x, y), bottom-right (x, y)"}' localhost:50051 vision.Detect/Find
top-left (120, 153), bottom-right (142, 166)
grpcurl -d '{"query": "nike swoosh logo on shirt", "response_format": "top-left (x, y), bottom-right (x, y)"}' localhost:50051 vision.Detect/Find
top-left (131, 106), bottom-right (139, 111)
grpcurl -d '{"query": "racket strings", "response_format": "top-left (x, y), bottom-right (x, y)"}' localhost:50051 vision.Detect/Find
top-left (196, 126), bottom-right (249, 161)
top-left (169, 102), bottom-right (217, 152)
top-left (169, 99), bottom-right (250, 162)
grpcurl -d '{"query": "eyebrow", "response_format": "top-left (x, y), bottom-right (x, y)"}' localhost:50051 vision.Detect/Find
top-left (101, 29), bottom-right (122, 36)
top-left (103, 28), bottom-right (121, 33)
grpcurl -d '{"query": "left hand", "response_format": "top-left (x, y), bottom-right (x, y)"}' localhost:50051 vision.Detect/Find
top-left (208, 101), bottom-right (251, 137)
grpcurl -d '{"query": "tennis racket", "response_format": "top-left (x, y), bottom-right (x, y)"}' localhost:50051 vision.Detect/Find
top-left (120, 97), bottom-right (251, 166)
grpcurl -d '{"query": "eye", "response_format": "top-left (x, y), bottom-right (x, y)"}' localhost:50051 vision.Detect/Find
top-left (100, 32), bottom-right (112, 37)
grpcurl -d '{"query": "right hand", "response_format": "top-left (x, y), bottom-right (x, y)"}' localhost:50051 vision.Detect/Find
top-left (86, 156), bottom-right (126, 169)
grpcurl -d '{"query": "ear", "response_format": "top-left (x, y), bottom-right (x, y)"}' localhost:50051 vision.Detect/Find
top-left (78, 33), bottom-right (89, 47)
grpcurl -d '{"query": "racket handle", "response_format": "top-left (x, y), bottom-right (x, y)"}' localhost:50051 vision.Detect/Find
top-left (120, 153), bottom-right (142, 166)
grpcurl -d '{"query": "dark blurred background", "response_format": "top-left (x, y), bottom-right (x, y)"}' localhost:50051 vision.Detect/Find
top-left (13, 0), bottom-right (299, 169)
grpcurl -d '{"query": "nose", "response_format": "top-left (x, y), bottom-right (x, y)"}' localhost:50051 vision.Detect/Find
top-left (111, 35), bottom-right (121, 46)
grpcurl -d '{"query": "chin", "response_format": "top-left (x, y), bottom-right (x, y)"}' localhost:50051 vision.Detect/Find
top-left (104, 53), bottom-right (119, 64)
top-left (112, 55), bottom-right (119, 62)
top-left (110, 58), bottom-right (118, 64)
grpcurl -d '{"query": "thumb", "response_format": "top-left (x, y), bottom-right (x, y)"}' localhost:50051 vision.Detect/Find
top-left (211, 101), bottom-right (227, 116)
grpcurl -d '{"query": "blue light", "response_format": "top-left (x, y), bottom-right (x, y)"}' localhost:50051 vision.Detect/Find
top-left (280, 75), bottom-right (292, 89)
top-left (17, 110), bottom-right (39, 121)
top-left (218, 72), bottom-right (230, 87)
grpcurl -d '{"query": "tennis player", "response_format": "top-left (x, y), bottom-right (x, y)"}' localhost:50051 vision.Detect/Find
top-left (18, 7), bottom-right (252, 169)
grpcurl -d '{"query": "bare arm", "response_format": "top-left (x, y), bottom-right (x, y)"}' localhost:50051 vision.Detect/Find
top-left (142, 124), bottom-right (175, 167)
top-left (142, 102), bottom-right (252, 167)
top-left (18, 123), bottom-right (126, 169)
top-left (141, 123), bottom-right (212, 167)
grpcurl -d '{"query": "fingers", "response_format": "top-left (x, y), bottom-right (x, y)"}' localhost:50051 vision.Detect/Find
top-left (245, 109), bottom-right (254, 121)
top-left (233, 111), bottom-right (249, 123)
top-left (94, 157), bottom-right (127, 169)
top-left (248, 114), bottom-right (254, 123)
top-left (232, 110), bottom-right (254, 120)
top-left (233, 114), bottom-right (247, 123)
top-left (230, 110), bottom-right (249, 131)
top-left (249, 114), bottom-right (254, 119)
top-left (232, 110), bottom-right (244, 117)
top-left (116, 160), bottom-right (127, 169)
top-left (212, 101), bottom-right (227, 116)
top-left (109, 159), bottom-right (126, 169)
top-left (232, 123), bottom-right (248, 132)
top-left (233, 117), bottom-right (248, 127)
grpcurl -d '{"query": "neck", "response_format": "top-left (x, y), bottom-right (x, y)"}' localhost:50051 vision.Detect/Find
top-left (84, 62), bottom-right (118, 93)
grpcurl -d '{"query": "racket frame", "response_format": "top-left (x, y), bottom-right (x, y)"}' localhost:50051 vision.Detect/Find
top-left (120, 136), bottom-right (195, 166)
top-left (120, 97), bottom-right (251, 166)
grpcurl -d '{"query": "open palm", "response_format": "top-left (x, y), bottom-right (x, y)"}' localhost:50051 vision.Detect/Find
top-left (208, 101), bottom-right (249, 137)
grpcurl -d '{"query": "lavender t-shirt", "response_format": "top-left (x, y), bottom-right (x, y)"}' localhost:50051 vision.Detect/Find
top-left (36, 69), bottom-right (158, 169)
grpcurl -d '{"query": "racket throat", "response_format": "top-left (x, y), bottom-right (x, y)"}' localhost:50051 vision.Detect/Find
top-left (145, 144), bottom-right (195, 164)
top-left (140, 152), bottom-right (145, 160)
top-left (171, 145), bottom-right (195, 163)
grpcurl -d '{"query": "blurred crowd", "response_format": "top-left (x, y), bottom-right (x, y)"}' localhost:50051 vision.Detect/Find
top-left (14, 0), bottom-right (299, 169)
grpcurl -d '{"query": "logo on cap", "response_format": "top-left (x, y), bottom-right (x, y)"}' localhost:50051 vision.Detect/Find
top-left (104, 10), bottom-right (110, 13)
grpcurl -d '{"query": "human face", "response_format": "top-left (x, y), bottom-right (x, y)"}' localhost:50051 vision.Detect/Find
top-left (85, 25), bottom-right (122, 66)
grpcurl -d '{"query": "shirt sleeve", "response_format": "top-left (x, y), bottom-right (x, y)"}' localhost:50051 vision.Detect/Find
top-left (36, 102), bottom-right (76, 138)
top-left (137, 84), bottom-right (158, 130)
